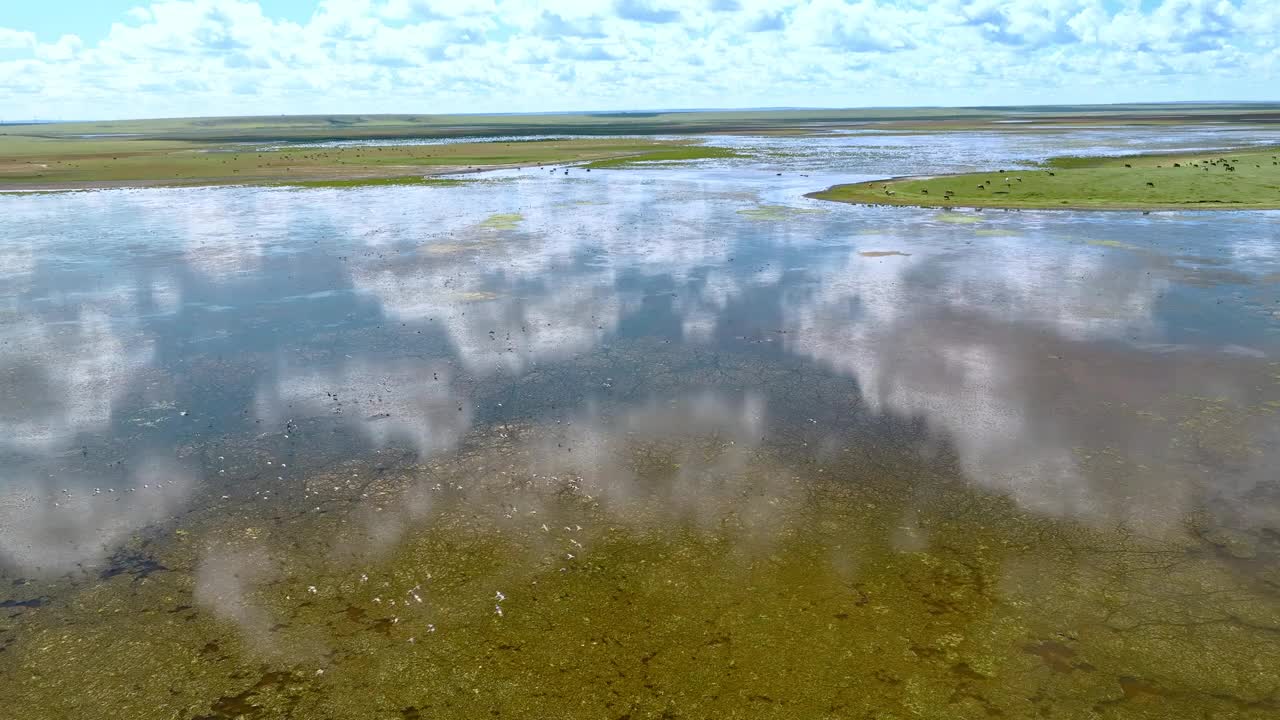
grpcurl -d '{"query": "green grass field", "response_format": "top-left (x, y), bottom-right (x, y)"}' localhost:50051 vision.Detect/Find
top-left (0, 136), bottom-right (739, 190)
top-left (809, 148), bottom-right (1280, 210)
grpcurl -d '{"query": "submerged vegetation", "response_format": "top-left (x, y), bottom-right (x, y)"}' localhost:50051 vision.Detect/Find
top-left (810, 147), bottom-right (1280, 210)
top-left (477, 212), bottom-right (524, 230)
top-left (736, 204), bottom-right (828, 220)
top-left (4, 346), bottom-right (1279, 718)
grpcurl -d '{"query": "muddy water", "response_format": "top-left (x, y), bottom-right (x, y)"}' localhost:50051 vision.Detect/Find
top-left (2, 131), bottom-right (1280, 719)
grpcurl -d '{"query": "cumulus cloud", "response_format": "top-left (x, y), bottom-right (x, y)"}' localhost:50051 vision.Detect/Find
top-left (0, 1), bottom-right (1275, 119)
top-left (615, 0), bottom-right (682, 23)
top-left (0, 27), bottom-right (37, 50)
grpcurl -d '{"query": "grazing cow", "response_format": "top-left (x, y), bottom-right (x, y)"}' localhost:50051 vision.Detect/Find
top-left (1048, 172), bottom-right (1055, 176)
top-left (1125, 164), bottom-right (1132, 168)
top-left (1146, 182), bottom-right (1155, 187)
top-left (977, 184), bottom-right (985, 190)
top-left (921, 189), bottom-right (929, 194)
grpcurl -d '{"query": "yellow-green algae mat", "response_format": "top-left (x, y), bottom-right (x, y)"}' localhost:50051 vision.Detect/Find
top-left (2, 416), bottom-right (1279, 720)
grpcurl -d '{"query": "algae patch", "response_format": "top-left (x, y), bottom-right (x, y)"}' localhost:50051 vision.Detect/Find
top-left (1087, 239), bottom-right (1141, 250)
top-left (478, 213), bottom-right (524, 231)
top-left (934, 213), bottom-right (984, 224)
top-left (737, 204), bottom-right (827, 221)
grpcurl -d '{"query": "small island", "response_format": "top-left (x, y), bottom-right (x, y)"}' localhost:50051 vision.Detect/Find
top-left (808, 147), bottom-right (1280, 211)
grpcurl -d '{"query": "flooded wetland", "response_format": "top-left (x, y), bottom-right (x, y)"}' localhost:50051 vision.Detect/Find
top-left (3, 128), bottom-right (1280, 719)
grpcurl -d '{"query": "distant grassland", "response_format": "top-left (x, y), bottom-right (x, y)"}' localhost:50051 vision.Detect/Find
top-left (809, 148), bottom-right (1280, 211)
top-left (0, 136), bottom-right (739, 191)
top-left (6, 103), bottom-right (1280, 142)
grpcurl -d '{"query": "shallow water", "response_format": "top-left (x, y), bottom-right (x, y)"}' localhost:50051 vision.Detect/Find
top-left (2, 129), bottom-right (1280, 719)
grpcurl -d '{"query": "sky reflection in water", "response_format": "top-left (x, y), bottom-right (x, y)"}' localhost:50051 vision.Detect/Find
top-left (2, 129), bottom-right (1280, 718)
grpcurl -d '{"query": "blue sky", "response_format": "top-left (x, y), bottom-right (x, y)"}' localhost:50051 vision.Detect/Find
top-left (1, 0), bottom-right (1277, 120)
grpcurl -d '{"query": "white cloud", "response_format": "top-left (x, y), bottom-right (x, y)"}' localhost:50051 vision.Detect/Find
top-left (0, 0), bottom-right (1276, 119)
top-left (0, 27), bottom-right (37, 50)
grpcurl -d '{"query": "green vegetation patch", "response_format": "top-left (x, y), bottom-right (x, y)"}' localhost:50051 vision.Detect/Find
top-left (736, 204), bottom-right (827, 220)
top-left (933, 212), bottom-right (984, 224)
top-left (809, 147), bottom-right (1280, 211)
top-left (478, 212), bottom-right (524, 230)
top-left (1087, 239), bottom-right (1141, 250)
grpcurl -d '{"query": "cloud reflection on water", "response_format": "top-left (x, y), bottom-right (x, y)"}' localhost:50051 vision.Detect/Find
top-left (1, 137), bottom-right (1278, 580)
top-left (0, 457), bottom-right (193, 574)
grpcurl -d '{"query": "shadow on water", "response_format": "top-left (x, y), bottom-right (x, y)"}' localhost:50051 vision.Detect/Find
top-left (1, 130), bottom-right (1280, 717)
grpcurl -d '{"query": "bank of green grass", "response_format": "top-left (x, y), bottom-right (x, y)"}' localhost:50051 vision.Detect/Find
top-left (0, 136), bottom-right (739, 190)
top-left (809, 147), bottom-right (1280, 211)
